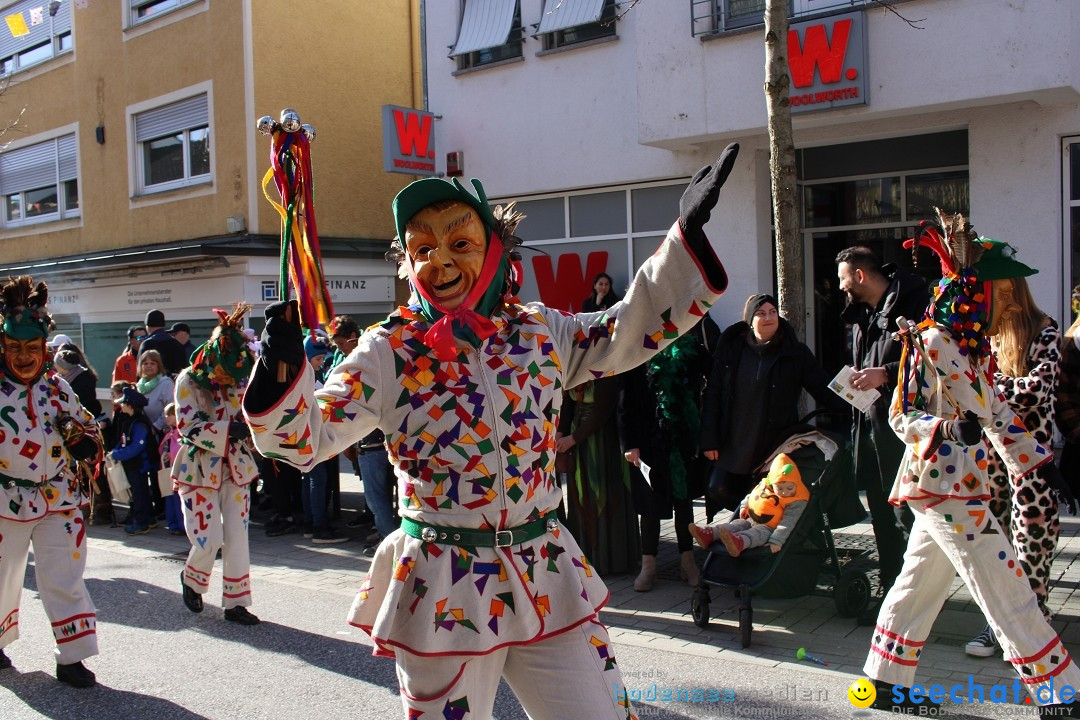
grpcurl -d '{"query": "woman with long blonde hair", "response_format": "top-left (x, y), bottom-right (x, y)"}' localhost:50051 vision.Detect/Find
top-left (965, 275), bottom-right (1062, 657)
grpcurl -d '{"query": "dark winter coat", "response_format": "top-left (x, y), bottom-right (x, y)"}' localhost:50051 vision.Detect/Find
top-left (699, 317), bottom-right (836, 474)
top-left (840, 264), bottom-right (930, 490)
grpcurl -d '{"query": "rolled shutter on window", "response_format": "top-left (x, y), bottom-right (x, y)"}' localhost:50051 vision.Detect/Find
top-left (536, 0), bottom-right (606, 34)
top-left (0, 138), bottom-right (57, 196)
top-left (450, 0), bottom-right (517, 57)
top-left (135, 94), bottom-right (209, 143)
top-left (57, 133), bottom-right (77, 182)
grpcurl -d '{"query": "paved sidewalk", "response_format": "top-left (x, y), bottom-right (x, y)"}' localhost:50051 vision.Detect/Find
top-left (87, 468), bottom-right (1080, 691)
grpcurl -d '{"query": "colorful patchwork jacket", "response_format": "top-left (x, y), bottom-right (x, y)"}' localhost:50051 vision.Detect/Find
top-left (889, 324), bottom-right (1052, 507)
top-left (172, 370), bottom-right (258, 491)
top-left (246, 222), bottom-right (724, 657)
top-left (0, 372), bottom-right (101, 522)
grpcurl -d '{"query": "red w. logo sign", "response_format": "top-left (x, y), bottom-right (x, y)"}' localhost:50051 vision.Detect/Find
top-left (531, 252), bottom-right (610, 312)
top-left (393, 109), bottom-right (434, 159)
top-left (788, 18), bottom-right (853, 89)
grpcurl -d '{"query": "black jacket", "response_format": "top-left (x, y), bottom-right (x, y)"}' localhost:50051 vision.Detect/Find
top-left (140, 329), bottom-right (188, 376)
top-left (839, 264), bottom-right (930, 488)
top-left (699, 317), bottom-right (837, 473)
top-left (65, 366), bottom-right (102, 419)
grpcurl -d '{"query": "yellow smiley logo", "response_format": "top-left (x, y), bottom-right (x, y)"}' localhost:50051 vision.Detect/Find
top-left (847, 678), bottom-right (876, 708)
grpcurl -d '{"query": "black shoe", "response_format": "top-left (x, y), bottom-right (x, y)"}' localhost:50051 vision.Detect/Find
top-left (312, 526), bottom-right (348, 545)
top-left (0, 649), bottom-right (11, 670)
top-left (362, 543), bottom-right (378, 558)
top-left (265, 516), bottom-right (296, 537)
top-left (56, 661), bottom-right (96, 688)
top-left (224, 606), bottom-right (260, 625)
top-left (181, 572), bottom-right (203, 613)
top-left (347, 511), bottom-right (374, 529)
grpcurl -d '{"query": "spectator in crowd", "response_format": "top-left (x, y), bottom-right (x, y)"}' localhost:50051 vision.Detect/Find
top-left (299, 335), bottom-right (347, 545)
top-left (581, 272), bottom-right (621, 313)
top-left (169, 323), bottom-right (197, 366)
top-left (357, 429), bottom-right (394, 556)
top-left (965, 276), bottom-right (1062, 657)
top-left (112, 325), bottom-right (145, 385)
top-left (140, 309), bottom-right (187, 376)
top-left (328, 315), bottom-right (360, 377)
top-left (53, 348), bottom-right (103, 420)
top-left (159, 403), bottom-right (184, 536)
top-left (136, 349), bottom-right (174, 432)
top-left (93, 381), bottom-right (132, 525)
top-left (558, 374), bottom-right (639, 576)
top-left (699, 294), bottom-right (837, 519)
top-left (835, 246), bottom-right (929, 625)
top-left (0, 275), bottom-right (103, 687)
top-left (107, 386), bottom-right (156, 536)
top-left (173, 305), bottom-right (260, 625)
top-left (619, 318), bottom-right (716, 591)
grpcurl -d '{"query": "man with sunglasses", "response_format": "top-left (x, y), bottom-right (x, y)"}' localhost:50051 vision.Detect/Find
top-left (111, 324), bottom-right (145, 385)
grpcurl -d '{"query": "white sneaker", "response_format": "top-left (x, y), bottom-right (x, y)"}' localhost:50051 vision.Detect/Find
top-left (965, 625), bottom-right (1000, 658)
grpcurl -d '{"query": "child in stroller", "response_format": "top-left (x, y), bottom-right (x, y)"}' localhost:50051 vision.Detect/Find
top-left (688, 453), bottom-right (809, 557)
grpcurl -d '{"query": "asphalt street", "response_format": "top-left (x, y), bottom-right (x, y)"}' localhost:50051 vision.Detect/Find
top-left (0, 534), bottom-right (1050, 720)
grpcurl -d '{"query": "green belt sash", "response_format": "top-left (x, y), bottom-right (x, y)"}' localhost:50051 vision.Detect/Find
top-left (400, 510), bottom-right (559, 548)
top-left (0, 471), bottom-right (50, 489)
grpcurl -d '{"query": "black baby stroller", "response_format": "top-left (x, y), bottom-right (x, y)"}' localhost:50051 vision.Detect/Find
top-left (689, 428), bottom-right (872, 648)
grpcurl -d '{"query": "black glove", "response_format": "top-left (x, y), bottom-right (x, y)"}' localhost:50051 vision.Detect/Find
top-left (1039, 461), bottom-right (1078, 515)
top-left (260, 299), bottom-right (304, 371)
top-left (942, 410), bottom-right (982, 446)
top-left (679, 143), bottom-right (740, 250)
top-left (228, 419), bottom-right (251, 442)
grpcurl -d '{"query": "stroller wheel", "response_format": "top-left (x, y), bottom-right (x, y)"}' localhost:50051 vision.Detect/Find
top-left (834, 569), bottom-right (872, 618)
top-left (739, 606), bottom-right (752, 648)
top-left (691, 588), bottom-right (711, 629)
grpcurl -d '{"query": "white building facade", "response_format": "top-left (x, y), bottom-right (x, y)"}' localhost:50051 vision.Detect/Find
top-left (423, 0), bottom-right (1080, 376)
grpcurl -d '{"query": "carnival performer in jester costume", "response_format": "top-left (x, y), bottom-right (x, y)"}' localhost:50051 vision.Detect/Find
top-left (0, 276), bottom-right (103, 687)
top-left (243, 144), bottom-right (738, 719)
top-left (173, 304), bottom-right (261, 625)
top-left (865, 211), bottom-right (1080, 716)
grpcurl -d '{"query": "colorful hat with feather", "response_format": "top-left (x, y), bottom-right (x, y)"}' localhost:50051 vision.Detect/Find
top-left (0, 275), bottom-right (54, 340)
top-left (188, 303), bottom-right (254, 389)
top-left (904, 208), bottom-right (1037, 359)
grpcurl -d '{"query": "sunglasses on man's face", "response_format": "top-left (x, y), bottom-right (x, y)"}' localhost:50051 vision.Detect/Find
top-left (133, 335), bottom-right (147, 341)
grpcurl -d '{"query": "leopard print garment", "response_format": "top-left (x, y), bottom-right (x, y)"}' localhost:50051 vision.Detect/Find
top-left (986, 319), bottom-right (1060, 617)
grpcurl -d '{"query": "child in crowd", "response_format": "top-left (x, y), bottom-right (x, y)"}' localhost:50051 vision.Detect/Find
top-left (159, 403), bottom-right (184, 535)
top-left (688, 453), bottom-right (809, 556)
top-left (107, 386), bottom-right (157, 535)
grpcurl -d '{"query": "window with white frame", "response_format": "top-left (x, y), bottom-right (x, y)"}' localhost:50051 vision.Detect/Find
top-left (1065, 137), bottom-right (1080, 321)
top-left (129, 0), bottom-right (201, 26)
top-left (134, 94), bottom-right (211, 194)
top-left (537, 0), bottom-right (616, 51)
top-left (0, 0), bottom-right (72, 75)
top-left (451, 0), bottom-right (523, 71)
top-left (693, 0), bottom-right (896, 37)
top-left (0, 132), bottom-right (79, 227)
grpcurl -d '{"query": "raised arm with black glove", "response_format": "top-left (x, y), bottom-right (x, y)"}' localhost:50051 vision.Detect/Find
top-left (678, 143), bottom-right (739, 292)
top-left (244, 299), bottom-right (304, 416)
top-left (228, 419), bottom-right (251, 442)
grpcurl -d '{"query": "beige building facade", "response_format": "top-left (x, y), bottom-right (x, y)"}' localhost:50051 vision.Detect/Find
top-left (0, 0), bottom-right (420, 379)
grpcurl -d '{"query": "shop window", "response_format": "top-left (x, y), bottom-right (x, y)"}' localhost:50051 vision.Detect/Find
top-left (0, 132), bottom-right (79, 228)
top-left (695, 0), bottom-right (900, 37)
top-left (631, 185), bottom-right (683, 233)
top-left (133, 93), bottom-right (212, 195)
top-left (512, 197), bottom-right (565, 242)
top-left (452, 0), bottom-right (524, 71)
top-left (0, 0), bottom-right (73, 75)
top-left (538, 0), bottom-right (616, 51)
top-left (570, 191), bottom-right (625, 237)
top-left (1065, 138), bottom-right (1080, 321)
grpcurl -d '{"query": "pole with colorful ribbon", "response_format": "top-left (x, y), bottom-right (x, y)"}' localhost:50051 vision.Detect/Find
top-left (256, 108), bottom-right (334, 381)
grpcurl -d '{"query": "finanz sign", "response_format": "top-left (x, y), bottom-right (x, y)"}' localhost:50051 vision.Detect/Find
top-left (787, 11), bottom-right (867, 113)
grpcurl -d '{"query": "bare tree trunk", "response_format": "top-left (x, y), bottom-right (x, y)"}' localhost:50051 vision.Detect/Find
top-left (764, 0), bottom-right (804, 341)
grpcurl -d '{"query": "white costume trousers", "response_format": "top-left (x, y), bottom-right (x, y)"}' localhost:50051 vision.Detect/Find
top-left (0, 511), bottom-right (98, 664)
top-left (179, 484), bottom-right (252, 608)
top-left (395, 619), bottom-right (636, 719)
top-left (865, 498), bottom-right (1080, 704)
